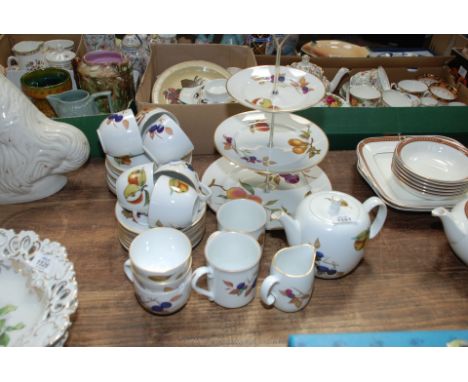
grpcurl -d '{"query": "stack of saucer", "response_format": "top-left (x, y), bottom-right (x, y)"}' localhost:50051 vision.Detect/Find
top-left (391, 136), bottom-right (468, 199)
top-left (104, 153), bottom-right (152, 195)
top-left (115, 201), bottom-right (207, 250)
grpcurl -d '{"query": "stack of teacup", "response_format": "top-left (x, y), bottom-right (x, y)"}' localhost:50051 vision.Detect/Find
top-left (124, 227), bottom-right (193, 315)
top-left (97, 107), bottom-right (209, 249)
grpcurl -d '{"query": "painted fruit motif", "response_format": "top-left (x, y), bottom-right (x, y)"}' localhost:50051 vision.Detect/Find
top-left (354, 229), bottom-right (370, 251)
top-left (123, 168), bottom-right (149, 205)
top-left (279, 288), bottom-right (310, 309)
top-left (169, 178), bottom-right (190, 193)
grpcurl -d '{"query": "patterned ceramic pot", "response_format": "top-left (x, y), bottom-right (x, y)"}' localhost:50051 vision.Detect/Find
top-left (77, 50), bottom-right (134, 113)
top-left (20, 68), bottom-right (72, 117)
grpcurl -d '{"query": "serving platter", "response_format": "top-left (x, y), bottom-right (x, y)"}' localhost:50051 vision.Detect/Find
top-left (151, 60), bottom-right (231, 104)
top-left (226, 65), bottom-right (326, 113)
top-left (201, 157), bottom-right (332, 230)
top-left (214, 111), bottom-right (329, 174)
top-left (356, 136), bottom-right (467, 211)
top-left (0, 229), bottom-right (77, 346)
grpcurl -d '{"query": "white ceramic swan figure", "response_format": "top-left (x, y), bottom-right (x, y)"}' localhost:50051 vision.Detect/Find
top-left (0, 73), bottom-right (90, 204)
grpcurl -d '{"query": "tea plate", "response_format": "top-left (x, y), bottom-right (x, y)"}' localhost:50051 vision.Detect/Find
top-left (106, 153), bottom-right (153, 174)
top-left (201, 157), bottom-right (332, 230)
top-left (214, 111), bottom-right (329, 174)
top-left (152, 60), bottom-right (231, 104)
top-left (356, 136), bottom-right (466, 211)
top-left (226, 65), bottom-right (326, 112)
top-left (0, 229), bottom-right (77, 346)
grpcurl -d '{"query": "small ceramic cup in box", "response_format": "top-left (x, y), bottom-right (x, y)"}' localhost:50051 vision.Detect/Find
top-left (116, 163), bottom-right (156, 214)
top-left (260, 244), bottom-right (316, 313)
top-left (147, 174), bottom-right (202, 229)
top-left (97, 109), bottom-right (144, 157)
top-left (154, 161), bottom-right (212, 202)
top-left (216, 199), bottom-right (267, 246)
top-left (132, 270), bottom-right (192, 315)
top-left (382, 89), bottom-right (413, 107)
top-left (129, 227), bottom-right (192, 283)
top-left (191, 231), bottom-right (262, 309)
top-left (204, 79), bottom-right (231, 103)
top-left (7, 41), bottom-right (45, 70)
top-left (124, 257), bottom-right (192, 292)
top-left (142, 114), bottom-right (194, 165)
top-left (349, 85), bottom-right (381, 107)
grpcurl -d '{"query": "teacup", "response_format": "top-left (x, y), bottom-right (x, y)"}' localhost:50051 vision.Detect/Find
top-left (154, 161), bottom-right (212, 201)
top-left (116, 163), bottom-right (157, 214)
top-left (420, 96), bottom-right (439, 107)
top-left (147, 174), bottom-right (202, 229)
top-left (132, 269), bottom-right (192, 315)
top-left (129, 227), bottom-right (192, 282)
top-left (20, 68), bottom-right (72, 117)
top-left (260, 244), bottom-right (316, 313)
top-left (191, 231), bottom-right (262, 309)
top-left (204, 79), bottom-right (231, 103)
top-left (216, 199), bottom-right (267, 246)
top-left (136, 107), bottom-right (180, 136)
top-left (397, 79), bottom-right (428, 96)
top-left (382, 89), bottom-right (413, 107)
top-left (44, 39), bottom-right (75, 52)
top-left (124, 257), bottom-right (192, 292)
top-left (97, 109), bottom-right (144, 157)
top-left (7, 41), bottom-right (45, 70)
top-left (349, 85), bottom-right (381, 107)
top-left (142, 113), bottom-right (194, 165)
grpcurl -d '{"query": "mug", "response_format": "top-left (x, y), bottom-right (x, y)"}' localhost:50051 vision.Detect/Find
top-left (7, 41), bottom-right (45, 71)
top-left (216, 199), bottom-right (267, 246)
top-left (349, 85), bottom-right (381, 107)
top-left (129, 227), bottom-right (192, 282)
top-left (136, 107), bottom-right (180, 136)
top-left (124, 257), bottom-right (192, 292)
top-left (191, 231), bottom-right (262, 309)
top-left (116, 163), bottom-right (156, 214)
top-left (97, 109), bottom-right (144, 157)
top-left (20, 68), bottom-right (72, 117)
top-left (260, 244), bottom-right (316, 313)
top-left (147, 174), bottom-right (202, 229)
top-left (142, 113), bottom-right (194, 165)
top-left (132, 269), bottom-right (192, 315)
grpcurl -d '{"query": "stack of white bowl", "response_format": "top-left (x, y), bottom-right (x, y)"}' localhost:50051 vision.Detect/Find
top-left (97, 108), bottom-right (209, 249)
top-left (391, 136), bottom-right (468, 199)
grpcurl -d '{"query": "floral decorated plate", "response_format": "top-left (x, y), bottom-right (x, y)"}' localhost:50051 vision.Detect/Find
top-left (214, 111), bottom-right (329, 174)
top-left (151, 60), bottom-right (231, 104)
top-left (226, 65), bottom-right (326, 112)
top-left (201, 157), bottom-right (332, 230)
top-left (0, 229), bottom-right (77, 346)
top-left (314, 93), bottom-right (349, 107)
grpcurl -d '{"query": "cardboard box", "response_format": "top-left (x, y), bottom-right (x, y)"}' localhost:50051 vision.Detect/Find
top-left (135, 43), bottom-right (257, 155)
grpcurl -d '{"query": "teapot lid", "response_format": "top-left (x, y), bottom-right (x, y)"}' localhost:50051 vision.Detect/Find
top-left (308, 191), bottom-right (362, 225)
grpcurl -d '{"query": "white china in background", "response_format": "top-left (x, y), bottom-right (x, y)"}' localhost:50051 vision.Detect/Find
top-left (398, 79), bottom-right (428, 95)
top-left (349, 85), bottom-right (381, 107)
top-left (7, 41), bottom-right (45, 70)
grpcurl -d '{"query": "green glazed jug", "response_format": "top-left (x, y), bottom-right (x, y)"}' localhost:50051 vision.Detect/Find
top-left (47, 89), bottom-right (113, 117)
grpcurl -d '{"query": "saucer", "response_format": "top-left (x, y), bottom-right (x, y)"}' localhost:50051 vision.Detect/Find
top-left (214, 111), bottom-right (329, 174)
top-left (178, 80), bottom-right (234, 105)
top-left (201, 157), bottom-right (332, 230)
top-left (226, 65), bottom-right (326, 112)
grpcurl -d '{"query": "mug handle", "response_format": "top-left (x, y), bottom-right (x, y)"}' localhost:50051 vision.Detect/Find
top-left (260, 275), bottom-right (280, 306)
top-left (91, 91), bottom-right (114, 113)
top-left (363, 197), bottom-right (388, 239)
top-left (7, 56), bottom-right (18, 68)
top-left (191, 266), bottom-right (215, 301)
top-left (123, 259), bottom-right (134, 283)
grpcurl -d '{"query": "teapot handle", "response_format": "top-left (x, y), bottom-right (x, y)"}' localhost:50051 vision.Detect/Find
top-left (363, 197), bottom-right (387, 239)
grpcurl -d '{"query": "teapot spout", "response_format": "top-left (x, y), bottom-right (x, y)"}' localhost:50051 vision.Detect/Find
top-left (271, 210), bottom-right (302, 246)
top-left (328, 67), bottom-right (350, 93)
top-left (432, 207), bottom-right (466, 246)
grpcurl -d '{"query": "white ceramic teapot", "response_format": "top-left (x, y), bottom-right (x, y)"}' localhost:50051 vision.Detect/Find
top-left (290, 55), bottom-right (349, 93)
top-left (272, 191), bottom-right (387, 278)
top-left (432, 199), bottom-right (468, 265)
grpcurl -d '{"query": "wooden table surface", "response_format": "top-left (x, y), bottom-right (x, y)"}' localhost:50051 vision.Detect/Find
top-left (1, 152), bottom-right (467, 346)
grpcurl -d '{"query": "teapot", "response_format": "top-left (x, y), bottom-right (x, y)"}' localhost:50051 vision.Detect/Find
top-left (272, 191), bottom-right (387, 278)
top-left (47, 89), bottom-right (113, 117)
top-left (432, 199), bottom-right (468, 265)
top-left (290, 55), bottom-right (349, 93)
